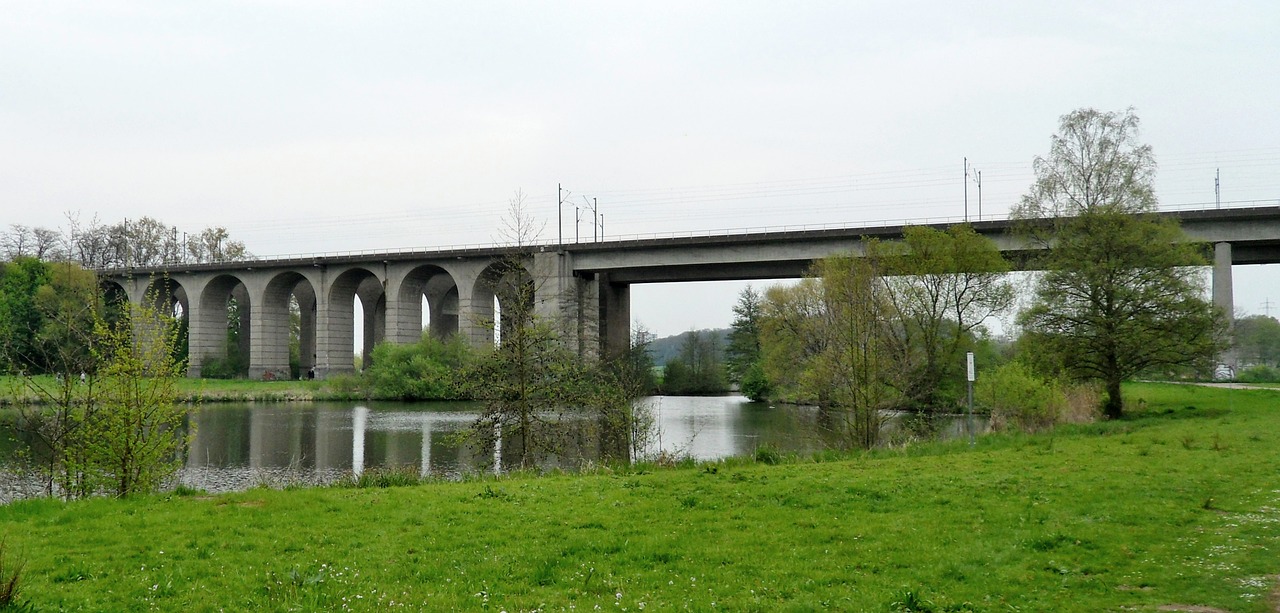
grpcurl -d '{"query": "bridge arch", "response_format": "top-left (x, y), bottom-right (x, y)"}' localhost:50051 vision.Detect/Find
top-left (99, 279), bottom-right (131, 329)
top-left (253, 271), bottom-right (318, 380)
top-left (473, 259), bottom-right (533, 346)
top-left (190, 274), bottom-right (250, 378)
top-left (325, 267), bottom-right (385, 373)
top-left (138, 277), bottom-right (190, 368)
top-left (395, 264), bottom-right (460, 342)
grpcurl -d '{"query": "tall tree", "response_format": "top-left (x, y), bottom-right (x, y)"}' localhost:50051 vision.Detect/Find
top-left (1014, 108), bottom-right (1225, 418)
top-left (759, 255), bottom-right (902, 448)
top-left (464, 191), bottom-right (630, 468)
top-left (0, 257), bottom-right (52, 373)
top-left (725, 286), bottom-right (770, 401)
top-left (662, 330), bottom-right (727, 395)
top-left (1234, 315), bottom-right (1280, 367)
top-left (872, 225), bottom-right (1013, 410)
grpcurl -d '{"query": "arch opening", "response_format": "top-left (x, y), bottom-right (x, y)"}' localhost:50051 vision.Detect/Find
top-left (193, 274), bottom-right (250, 379)
top-left (141, 278), bottom-right (190, 371)
top-left (260, 272), bottom-right (317, 380)
top-left (397, 265), bottom-right (461, 342)
top-left (325, 268), bottom-right (385, 374)
top-left (474, 260), bottom-right (534, 347)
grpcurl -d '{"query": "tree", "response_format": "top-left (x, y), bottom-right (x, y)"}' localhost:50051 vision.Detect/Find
top-left (85, 297), bottom-right (189, 497)
top-left (724, 286), bottom-right (762, 382)
top-left (759, 255), bottom-right (902, 448)
top-left (464, 191), bottom-right (631, 469)
top-left (661, 330), bottom-right (727, 395)
top-left (725, 286), bottom-right (771, 401)
top-left (7, 261), bottom-right (103, 498)
top-left (1234, 315), bottom-right (1280, 367)
top-left (610, 324), bottom-right (658, 397)
top-left (7, 262), bottom-right (189, 498)
top-left (0, 257), bottom-right (51, 373)
top-left (871, 225), bottom-right (1013, 410)
top-left (1014, 108), bottom-right (1226, 418)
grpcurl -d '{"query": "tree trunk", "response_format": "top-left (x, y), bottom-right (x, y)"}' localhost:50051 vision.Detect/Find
top-left (1103, 376), bottom-right (1124, 420)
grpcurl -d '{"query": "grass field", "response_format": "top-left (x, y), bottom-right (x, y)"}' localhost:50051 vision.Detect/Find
top-left (0, 382), bottom-right (1277, 611)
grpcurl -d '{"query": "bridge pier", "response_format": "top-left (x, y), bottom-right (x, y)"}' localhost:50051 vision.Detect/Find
top-left (599, 274), bottom-right (630, 359)
top-left (1213, 242), bottom-right (1237, 368)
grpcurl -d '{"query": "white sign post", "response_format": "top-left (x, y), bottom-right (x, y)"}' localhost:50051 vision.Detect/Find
top-left (966, 352), bottom-right (975, 446)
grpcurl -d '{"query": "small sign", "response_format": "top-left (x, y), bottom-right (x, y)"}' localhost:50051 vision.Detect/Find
top-left (966, 352), bottom-right (975, 382)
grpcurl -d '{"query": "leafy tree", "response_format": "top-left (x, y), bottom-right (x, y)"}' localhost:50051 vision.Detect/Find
top-left (609, 324), bottom-right (658, 397)
top-left (1234, 314), bottom-right (1280, 367)
top-left (661, 330), bottom-right (728, 395)
top-left (0, 257), bottom-right (51, 373)
top-left (725, 286), bottom-right (771, 401)
top-left (760, 255), bottom-right (902, 448)
top-left (872, 225), bottom-right (1013, 410)
top-left (7, 261), bottom-right (103, 497)
top-left (86, 298), bottom-right (189, 497)
top-left (760, 278), bottom-right (828, 404)
top-left (464, 192), bottom-right (632, 469)
top-left (9, 265), bottom-right (188, 498)
top-left (724, 286), bottom-right (762, 382)
top-left (363, 334), bottom-right (471, 400)
top-left (1014, 108), bottom-right (1225, 418)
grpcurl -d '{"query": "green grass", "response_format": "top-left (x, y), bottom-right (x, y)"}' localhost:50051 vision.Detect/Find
top-left (0, 382), bottom-right (1278, 611)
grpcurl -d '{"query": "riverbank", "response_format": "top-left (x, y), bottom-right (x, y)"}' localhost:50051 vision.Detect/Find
top-left (0, 376), bottom-right (363, 405)
top-left (1, 383), bottom-right (1277, 610)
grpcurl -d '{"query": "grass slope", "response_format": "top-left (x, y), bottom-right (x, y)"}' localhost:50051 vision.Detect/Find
top-left (1, 383), bottom-right (1278, 611)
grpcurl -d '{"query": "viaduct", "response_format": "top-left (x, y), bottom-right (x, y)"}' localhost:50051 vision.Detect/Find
top-left (100, 207), bottom-right (1280, 379)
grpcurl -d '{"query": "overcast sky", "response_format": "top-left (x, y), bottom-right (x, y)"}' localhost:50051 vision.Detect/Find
top-left (4, 2), bottom-right (1279, 337)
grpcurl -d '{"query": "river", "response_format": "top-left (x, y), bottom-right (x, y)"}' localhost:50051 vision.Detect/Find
top-left (1, 396), bottom-right (986, 501)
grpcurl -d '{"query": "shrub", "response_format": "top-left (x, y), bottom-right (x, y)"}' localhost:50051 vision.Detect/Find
top-left (1236, 364), bottom-right (1280, 383)
top-left (740, 363), bottom-right (772, 402)
top-left (363, 334), bottom-right (472, 400)
top-left (976, 361), bottom-right (1072, 433)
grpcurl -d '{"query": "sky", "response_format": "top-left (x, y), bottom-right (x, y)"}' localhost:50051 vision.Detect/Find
top-left (3, 1), bottom-right (1280, 337)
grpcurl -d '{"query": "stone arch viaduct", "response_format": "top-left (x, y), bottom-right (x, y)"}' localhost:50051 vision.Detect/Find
top-left (100, 206), bottom-right (1280, 379)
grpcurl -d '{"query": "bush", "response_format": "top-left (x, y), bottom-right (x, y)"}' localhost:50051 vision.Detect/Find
top-left (976, 361), bottom-right (1073, 433)
top-left (1236, 364), bottom-right (1280, 383)
top-left (740, 363), bottom-right (772, 402)
top-left (362, 334), bottom-right (471, 400)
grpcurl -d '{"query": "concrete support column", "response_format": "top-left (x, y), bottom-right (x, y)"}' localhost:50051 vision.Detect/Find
top-left (1213, 242), bottom-right (1236, 367)
top-left (534, 251), bottom-right (609, 357)
top-left (362, 294), bottom-right (386, 369)
top-left (248, 287), bottom-right (292, 381)
top-left (232, 284), bottom-right (250, 370)
top-left (428, 285), bottom-right (460, 339)
top-left (314, 268), bottom-right (351, 379)
top-left (383, 267), bottom-right (420, 346)
top-left (187, 282), bottom-right (227, 379)
top-left (599, 274), bottom-right (631, 359)
top-left (1213, 242), bottom-right (1234, 324)
top-left (454, 269), bottom-right (491, 349)
top-left (297, 284), bottom-right (317, 378)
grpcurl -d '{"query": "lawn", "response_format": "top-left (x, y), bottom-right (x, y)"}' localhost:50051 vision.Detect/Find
top-left (0, 382), bottom-right (1277, 611)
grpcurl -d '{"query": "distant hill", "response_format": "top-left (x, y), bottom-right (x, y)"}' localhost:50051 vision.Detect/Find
top-left (645, 328), bottom-right (731, 366)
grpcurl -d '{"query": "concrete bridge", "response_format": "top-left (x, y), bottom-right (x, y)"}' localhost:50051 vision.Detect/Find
top-left (100, 206), bottom-right (1280, 379)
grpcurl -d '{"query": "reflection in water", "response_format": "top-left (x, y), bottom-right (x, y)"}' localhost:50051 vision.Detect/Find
top-left (2, 396), bottom-right (987, 499)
